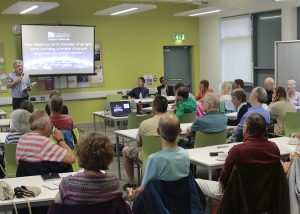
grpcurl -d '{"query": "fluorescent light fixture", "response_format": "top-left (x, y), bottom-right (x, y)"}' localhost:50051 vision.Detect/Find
top-left (2, 1), bottom-right (59, 15)
top-left (260, 15), bottom-right (281, 20)
top-left (174, 6), bottom-right (224, 17)
top-left (111, 8), bottom-right (138, 16)
top-left (94, 4), bottom-right (157, 16)
top-left (189, 9), bottom-right (222, 16)
top-left (20, 5), bottom-right (38, 14)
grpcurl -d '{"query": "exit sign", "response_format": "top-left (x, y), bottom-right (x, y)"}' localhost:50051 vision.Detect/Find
top-left (173, 34), bottom-right (185, 41)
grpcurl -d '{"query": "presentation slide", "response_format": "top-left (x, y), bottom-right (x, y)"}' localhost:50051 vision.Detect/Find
top-left (21, 25), bottom-right (95, 76)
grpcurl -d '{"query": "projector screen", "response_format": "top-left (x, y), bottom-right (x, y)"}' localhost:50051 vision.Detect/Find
top-left (21, 25), bottom-right (95, 76)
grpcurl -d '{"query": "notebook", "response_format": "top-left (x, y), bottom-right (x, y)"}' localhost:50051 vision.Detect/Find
top-left (110, 101), bottom-right (132, 117)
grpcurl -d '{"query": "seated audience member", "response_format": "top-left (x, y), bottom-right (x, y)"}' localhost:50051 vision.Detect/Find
top-left (122, 96), bottom-right (168, 189)
top-left (268, 86), bottom-right (296, 135)
top-left (227, 89), bottom-right (250, 126)
top-left (175, 86), bottom-right (197, 119)
top-left (231, 87), bottom-right (270, 142)
top-left (128, 112), bottom-right (190, 200)
top-left (45, 90), bottom-right (69, 116)
top-left (174, 83), bottom-right (195, 100)
top-left (264, 77), bottom-right (275, 105)
top-left (196, 113), bottom-right (280, 200)
top-left (16, 110), bottom-right (75, 165)
top-left (55, 132), bottom-right (122, 205)
top-left (195, 80), bottom-right (214, 101)
top-left (20, 100), bottom-right (34, 113)
top-left (183, 93), bottom-right (227, 148)
top-left (50, 95), bottom-right (74, 131)
top-left (287, 79), bottom-right (300, 109)
top-left (157, 77), bottom-right (174, 96)
top-left (127, 77), bottom-right (149, 99)
top-left (220, 82), bottom-right (232, 102)
top-left (282, 133), bottom-right (300, 173)
top-left (232, 79), bottom-right (244, 89)
top-left (5, 109), bottom-right (30, 144)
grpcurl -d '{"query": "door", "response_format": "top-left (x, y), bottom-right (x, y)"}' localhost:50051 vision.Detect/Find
top-left (163, 46), bottom-right (192, 91)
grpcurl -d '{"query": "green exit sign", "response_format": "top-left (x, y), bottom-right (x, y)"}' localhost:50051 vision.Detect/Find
top-left (173, 34), bottom-right (185, 41)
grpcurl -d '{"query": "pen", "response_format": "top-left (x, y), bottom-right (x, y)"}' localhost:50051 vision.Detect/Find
top-left (217, 145), bottom-right (229, 148)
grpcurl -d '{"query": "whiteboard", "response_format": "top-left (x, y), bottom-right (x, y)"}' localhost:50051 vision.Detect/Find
top-left (276, 40), bottom-right (300, 90)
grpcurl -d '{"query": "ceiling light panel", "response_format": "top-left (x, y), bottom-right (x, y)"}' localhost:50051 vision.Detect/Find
top-left (2, 1), bottom-right (59, 15)
top-left (94, 4), bottom-right (157, 16)
top-left (174, 6), bottom-right (224, 17)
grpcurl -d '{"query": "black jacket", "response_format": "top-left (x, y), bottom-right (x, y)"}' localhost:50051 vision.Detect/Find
top-left (157, 85), bottom-right (175, 96)
top-left (227, 103), bottom-right (250, 126)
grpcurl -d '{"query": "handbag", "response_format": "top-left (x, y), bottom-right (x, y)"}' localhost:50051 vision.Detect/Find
top-left (0, 180), bottom-right (14, 200)
top-left (14, 186), bottom-right (41, 198)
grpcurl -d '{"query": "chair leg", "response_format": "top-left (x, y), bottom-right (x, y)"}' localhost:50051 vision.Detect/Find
top-left (136, 163), bottom-right (142, 185)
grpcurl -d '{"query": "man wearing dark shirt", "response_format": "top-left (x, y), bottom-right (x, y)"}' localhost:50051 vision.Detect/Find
top-left (157, 77), bottom-right (174, 96)
top-left (128, 77), bottom-right (149, 99)
top-left (196, 113), bottom-right (280, 200)
top-left (264, 77), bottom-right (275, 105)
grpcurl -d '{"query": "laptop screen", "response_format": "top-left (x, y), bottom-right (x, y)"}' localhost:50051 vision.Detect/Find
top-left (110, 101), bottom-right (131, 117)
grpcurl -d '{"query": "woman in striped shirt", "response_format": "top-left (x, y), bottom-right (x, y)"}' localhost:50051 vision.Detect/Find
top-left (54, 132), bottom-right (122, 205)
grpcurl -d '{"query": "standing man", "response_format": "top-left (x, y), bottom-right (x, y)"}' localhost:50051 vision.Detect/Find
top-left (6, 60), bottom-right (31, 110)
top-left (157, 77), bottom-right (175, 96)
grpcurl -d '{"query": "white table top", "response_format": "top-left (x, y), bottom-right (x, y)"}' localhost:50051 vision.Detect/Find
top-left (133, 96), bottom-right (175, 104)
top-left (187, 136), bottom-right (296, 168)
top-left (0, 171), bottom-right (76, 208)
top-left (0, 132), bottom-right (8, 144)
top-left (93, 111), bottom-right (128, 120)
top-left (0, 119), bottom-right (10, 127)
top-left (226, 112), bottom-right (237, 120)
top-left (0, 110), bottom-right (6, 116)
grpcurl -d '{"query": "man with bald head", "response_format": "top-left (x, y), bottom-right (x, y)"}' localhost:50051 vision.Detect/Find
top-left (128, 112), bottom-right (190, 200)
top-left (264, 77), bottom-right (275, 105)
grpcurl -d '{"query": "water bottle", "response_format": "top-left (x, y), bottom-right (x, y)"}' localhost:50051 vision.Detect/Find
top-left (139, 92), bottom-right (143, 99)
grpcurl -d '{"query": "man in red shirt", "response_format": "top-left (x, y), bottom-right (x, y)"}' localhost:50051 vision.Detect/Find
top-left (196, 113), bottom-right (280, 200)
top-left (50, 95), bottom-right (74, 131)
top-left (194, 80), bottom-right (214, 101)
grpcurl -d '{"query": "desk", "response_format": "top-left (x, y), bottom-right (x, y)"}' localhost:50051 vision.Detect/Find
top-left (187, 136), bottom-right (295, 180)
top-left (0, 132), bottom-right (8, 145)
top-left (133, 96), bottom-right (175, 104)
top-left (0, 119), bottom-right (10, 132)
top-left (225, 112), bottom-right (237, 120)
top-left (93, 111), bottom-right (128, 131)
top-left (114, 123), bottom-right (192, 179)
top-left (0, 171), bottom-right (76, 212)
top-left (0, 111), bottom-right (7, 119)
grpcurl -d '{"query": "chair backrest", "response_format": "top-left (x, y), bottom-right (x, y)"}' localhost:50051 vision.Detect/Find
top-left (106, 94), bottom-right (122, 102)
top-left (218, 162), bottom-right (289, 214)
top-left (219, 102), bottom-right (226, 114)
top-left (141, 136), bottom-right (162, 166)
top-left (179, 111), bottom-right (196, 123)
top-left (284, 112), bottom-right (300, 136)
top-left (4, 143), bottom-right (17, 177)
top-left (194, 131), bottom-right (227, 148)
top-left (128, 114), bottom-right (152, 129)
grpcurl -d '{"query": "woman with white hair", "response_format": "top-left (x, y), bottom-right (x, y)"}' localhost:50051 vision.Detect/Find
top-left (287, 80), bottom-right (300, 109)
top-left (5, 109), bottom-right (30, 144)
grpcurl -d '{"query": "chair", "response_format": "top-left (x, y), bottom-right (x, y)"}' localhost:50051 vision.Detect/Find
top-left (141, 136), bottom-right (162, 166)
top-left (128, 114), bottom-right (152, 129)
top-left (4, 144), bottom-right (17, 177)
top-left (284, 112), bottom-right (300, 136)
top-left (106, 94), bottom-right (122, 102)
top-left (194, 131), bottom-right (227, 148)
top-left (179, 112), bottom-right (196, 123)
top-left (219, 102), bottom-right (226, 114)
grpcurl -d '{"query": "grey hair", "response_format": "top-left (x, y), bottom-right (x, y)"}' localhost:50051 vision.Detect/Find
top-left (10, 109), bottom-right (30, 132)
top-left (252, 87), bottom-right (267, 103)
top-left (13, 60), bottom-right (23, 68)
top-left (158, 112), bottom-right (180, 142)
top-left (30, 110), bottom-right (50, 130)
top-left (203, 93), bottom-right (220, 109)
top-left (264, 77), bottom-right (275, 85)
top-left (231, 88), bottom-right (247, 103)
top-left (288, 80), bottom-right (297, 88)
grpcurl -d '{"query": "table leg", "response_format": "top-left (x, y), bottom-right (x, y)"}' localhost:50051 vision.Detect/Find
top-left (208, 167), bottom-right (212, 180)
top-left (93, 114), bottom-right (96, 131)
top-left (116, 134), bottom-right (121, 180)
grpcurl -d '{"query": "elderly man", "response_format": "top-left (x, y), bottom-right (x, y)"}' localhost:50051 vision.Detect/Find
top-left (122, 96), bottom-right (168, 189)
top-left (128, 77), bottom-right (149, 99)
top-left (195, 80), bottom-right (214, 101)
top-left (183, 93), bottom-right (227, 148)
top-left (6, 60), bottom-right (31, 110)
top-left (50, 95), bottom-right (74, 131)
top-left (264, 77), bottom-right (275, 105)
top-left (128, 112), bottom-right (190, 200)
top-left (196, 113), bottom-right (280, 200)
top-left (231, 87), bottom-right (270, 142)
top-left (16, 110), bottom-right (75, 165)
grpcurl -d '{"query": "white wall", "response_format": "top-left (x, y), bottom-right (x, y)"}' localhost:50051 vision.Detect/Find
top-left (199, 0), bottom-right (300, 91)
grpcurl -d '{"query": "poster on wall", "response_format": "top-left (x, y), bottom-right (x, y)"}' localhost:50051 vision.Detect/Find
top-left (0, 42), bottom-right (7, 92)
top-left (144, 75), bottom-right (153, 86)
top-left (77, 75), bottom-right (89, 88)
top-left (67, 76), bottom-right (77, 88)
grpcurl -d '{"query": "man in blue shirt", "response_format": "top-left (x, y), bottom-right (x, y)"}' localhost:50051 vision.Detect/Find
top-left (231, 86), bottom-right (270, 142)
top-left (6, 60), bottom-right (31, 110)
top-left (128, 112), bottom-right (190, 200)
top-left (127, 77), bottom-right (149, 99)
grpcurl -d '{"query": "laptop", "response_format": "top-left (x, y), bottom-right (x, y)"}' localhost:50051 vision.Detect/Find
top-left (110, 101), bottom-right (132, 117)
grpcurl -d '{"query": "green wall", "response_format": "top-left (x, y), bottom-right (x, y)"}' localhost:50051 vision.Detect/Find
top-left (0, 0), bottom-right (200, 123)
